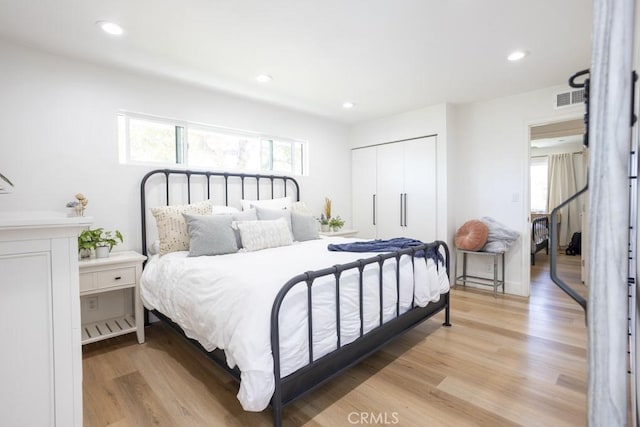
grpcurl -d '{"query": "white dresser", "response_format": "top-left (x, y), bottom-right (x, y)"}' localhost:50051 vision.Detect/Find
top-left (0, 212), bottom-right (92, 427)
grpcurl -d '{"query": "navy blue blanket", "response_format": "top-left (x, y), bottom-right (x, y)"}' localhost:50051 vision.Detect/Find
top-left (327, 238), bottom-right (443, 264)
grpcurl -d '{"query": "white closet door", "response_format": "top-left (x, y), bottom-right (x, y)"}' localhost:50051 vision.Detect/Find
top-left (376, 142), bottom-right (405, 239)
top-left (403, 136), bottom-right (437, 242)
top-left (351, 147), bottom-right (378, 238)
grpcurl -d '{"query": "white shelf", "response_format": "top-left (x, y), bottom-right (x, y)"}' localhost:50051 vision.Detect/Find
top-left (319, 228), bottom-right (358, 237)
top-left (82, 315), bottom-right (136, 345)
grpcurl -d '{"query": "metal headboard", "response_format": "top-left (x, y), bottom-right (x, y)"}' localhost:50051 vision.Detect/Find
top-left (140, 168), bottom-right (301, 257)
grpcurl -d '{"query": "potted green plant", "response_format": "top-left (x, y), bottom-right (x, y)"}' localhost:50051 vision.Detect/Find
top-left (78, 228), bottom-right (123, 259)
top-left (319, 197), bottom-right (333, 232)
top-left (319, 214), bottom-right (330, 232)
top-left (328, 216), bottom-right (345, 232)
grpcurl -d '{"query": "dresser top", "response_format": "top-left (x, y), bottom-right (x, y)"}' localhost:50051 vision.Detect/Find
top-left (0, 211), bottom-right (93, 228)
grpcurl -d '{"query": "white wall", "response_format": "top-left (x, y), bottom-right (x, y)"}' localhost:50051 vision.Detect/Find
top-left (0, 40), bottom-right (350, 252)
top-left (348, 85), bottom-right (585, 296)
top-left (0, 38), bottom-right (589, 298)
top-left (452, 85), bottom-right (584, 296)
top-left (348, 103), bottom-right (452, 248)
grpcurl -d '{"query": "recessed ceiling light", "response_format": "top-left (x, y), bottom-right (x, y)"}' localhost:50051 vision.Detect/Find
top-left (342, 102), bottom-right (355, 109)
top-left (96, 21), bottom-right (124, 36)
top-left (256, 74), bottom-right (273, 83)
top-left (507, 50), bottom-right (528, 61)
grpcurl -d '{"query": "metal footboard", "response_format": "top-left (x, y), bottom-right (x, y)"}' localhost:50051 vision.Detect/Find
top-left (269, 241), bottom-right (451, 426)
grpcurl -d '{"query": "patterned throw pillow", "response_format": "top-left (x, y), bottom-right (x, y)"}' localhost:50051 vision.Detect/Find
top-left (236, 218), bottom-right (293, 252)
top-left (255, 206), bottom-right (292, 233)
top-left (150, 200), bottom-right (212, 256)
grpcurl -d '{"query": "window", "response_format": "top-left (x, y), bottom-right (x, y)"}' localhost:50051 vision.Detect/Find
top-left (118, 113), bottom-right (307, 175)
top-left (530, 156), bottom-right (549, 212)
top-left (260, 138), bottom-right (304, 175)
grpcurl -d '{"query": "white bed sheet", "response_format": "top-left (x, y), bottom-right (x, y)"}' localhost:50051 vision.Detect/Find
top-left (140, 237), bottom-right (449, 411)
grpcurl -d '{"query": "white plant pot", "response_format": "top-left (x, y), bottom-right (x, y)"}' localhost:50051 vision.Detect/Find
top-left (95, 246), bottom-right (110, 259)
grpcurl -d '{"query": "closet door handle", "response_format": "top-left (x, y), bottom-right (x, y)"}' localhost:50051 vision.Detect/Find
top-left (400, 194), bottom-right (404, 226)
top-left (404, 193), bottom-right (408, 227)
top-left (372, 194), bottom-right (376, 226)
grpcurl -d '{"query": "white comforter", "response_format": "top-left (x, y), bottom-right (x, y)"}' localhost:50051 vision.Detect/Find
top-left (140, 237), bottom-right (449, 411)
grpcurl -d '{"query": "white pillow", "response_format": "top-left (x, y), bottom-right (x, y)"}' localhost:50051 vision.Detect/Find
top-left (291, 201), bottom-right (313, 216)
top-left (236, 218), bottom-right (293, 251)
top-left (147, 240), bottom-right (160, 256)
top-left (211, 205), bottom-right (240, 215)
top-left (241, 196), bottom-right (292, 212)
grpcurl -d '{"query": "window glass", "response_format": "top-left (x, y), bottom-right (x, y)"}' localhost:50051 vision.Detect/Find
top-left (530, 156), bottom-right (549, 212)
top-left (128, 118), bottom-right (177, 164)
top-left (188, 127), bottom-right (260, 171)
top-left (118, 113), bottom-right (307, 175)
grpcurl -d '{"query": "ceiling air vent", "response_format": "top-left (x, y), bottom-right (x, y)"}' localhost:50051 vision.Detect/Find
top-left (555, 88), bottom-right (585, 109)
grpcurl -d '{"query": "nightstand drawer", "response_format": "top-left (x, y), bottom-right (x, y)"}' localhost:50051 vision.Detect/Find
top-left (79, 273), bottom-right (97, 292)
top-left (96, 267), bottom-right (136, 289)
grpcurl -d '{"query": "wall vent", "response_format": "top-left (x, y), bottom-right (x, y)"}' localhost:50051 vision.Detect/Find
top-left (555, 88), bottom-right (585, 108)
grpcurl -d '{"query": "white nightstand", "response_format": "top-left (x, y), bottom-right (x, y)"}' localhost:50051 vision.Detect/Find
top-left (78, 250), bottom-right (146, 345)
top-left (319, 229), bottom-right (359, 237)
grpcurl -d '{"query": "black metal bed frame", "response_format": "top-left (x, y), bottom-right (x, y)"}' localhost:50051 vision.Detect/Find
top-left (140, 168), bottom-right (451, 426)
top-left (531, 216), bottom-right (550, 266)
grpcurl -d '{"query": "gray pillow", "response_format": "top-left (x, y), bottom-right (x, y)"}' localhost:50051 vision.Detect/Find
top-left (256, 207), bottom-right (293, 233)
top-left (182, 213), bottom-right (238, 256)
top-left (230, 208), bottom-right (258, 248)
top-left (291, 211), bottom-right (319, 242)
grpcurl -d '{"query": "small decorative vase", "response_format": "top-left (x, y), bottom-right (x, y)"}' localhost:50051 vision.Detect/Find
top-left (95, 246), bottom-right (110, 259)
top-left (321, 224), bottom-right (330, 232)
top-left (331, 226), bottom-right (342, 233)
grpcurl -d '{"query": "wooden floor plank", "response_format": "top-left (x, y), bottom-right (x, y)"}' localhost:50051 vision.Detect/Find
top-left (82, 253), bottom-right (587, 426)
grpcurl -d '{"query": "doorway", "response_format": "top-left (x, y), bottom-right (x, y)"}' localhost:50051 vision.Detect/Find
top-left (528, 118), bottom-right (586, 294)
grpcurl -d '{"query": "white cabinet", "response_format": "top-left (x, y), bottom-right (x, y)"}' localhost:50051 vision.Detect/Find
top-left (0, 212), bottom-right (92, 427)
top-left (352, 136), bottom-right (437, 242)
top-left (351, 147), bottom-right (377, 238)
top-left (79, 251), bottom-right (146, 345)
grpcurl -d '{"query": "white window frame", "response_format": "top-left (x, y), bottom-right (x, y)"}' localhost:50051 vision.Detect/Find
top-left (259, 136), bottom-right (305, 175)
top-left (118, 112), bottom-right (308, 176)
top-left (530, 155), bottom-right (549, 213)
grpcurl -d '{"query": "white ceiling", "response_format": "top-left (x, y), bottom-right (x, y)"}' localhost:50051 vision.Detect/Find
top-left (0, 0), bottom-right (592, 123)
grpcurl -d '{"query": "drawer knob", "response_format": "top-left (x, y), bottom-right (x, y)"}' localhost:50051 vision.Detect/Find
top-left (114, 276), bottom-right (122, 280)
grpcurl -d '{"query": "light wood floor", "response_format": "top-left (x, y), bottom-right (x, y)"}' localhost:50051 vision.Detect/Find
top-left (83, 253), bottom-right (587, 426)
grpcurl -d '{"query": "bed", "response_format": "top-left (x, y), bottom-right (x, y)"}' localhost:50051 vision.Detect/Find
top-left (531, 215), bottom-right (549, 265)
top-left (139, 168), bottom-right (451, 426)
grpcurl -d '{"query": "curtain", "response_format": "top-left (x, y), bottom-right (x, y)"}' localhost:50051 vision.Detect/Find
top-left (547, 153), bottom-right (579, 246)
